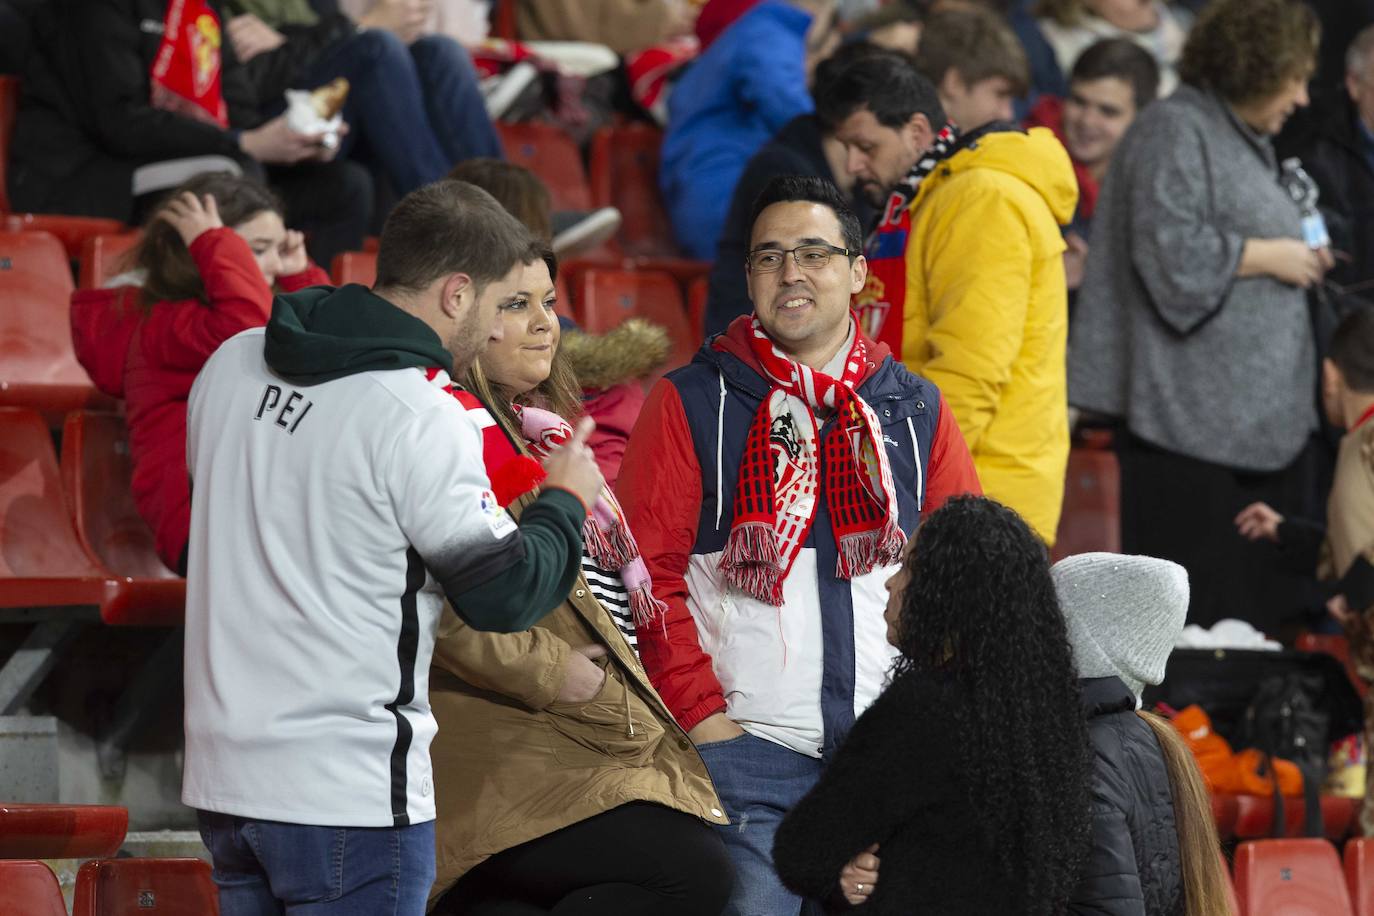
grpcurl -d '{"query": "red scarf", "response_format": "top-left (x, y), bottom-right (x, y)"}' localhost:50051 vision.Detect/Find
top-left (150, 0), bottom-right (229, 128)
top-left (719, 318), bottom-right (904, 606)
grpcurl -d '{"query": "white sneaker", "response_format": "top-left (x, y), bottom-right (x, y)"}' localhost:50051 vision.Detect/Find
top-left (551, 207), bottom-right (622, 257)
top-left (482, 61), bottom-right (539, 120)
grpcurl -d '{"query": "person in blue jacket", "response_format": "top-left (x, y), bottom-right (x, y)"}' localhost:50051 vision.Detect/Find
top-left (659, 0), bottom-right (837, 260)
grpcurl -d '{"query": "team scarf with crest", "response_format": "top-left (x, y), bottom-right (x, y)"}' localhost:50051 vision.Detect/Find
top-left (853, 122), bottom-right (961, 359)
top-left (719, 318), bottom-right (903, 606)
top-left (423, 367), bottom-right (667, 629)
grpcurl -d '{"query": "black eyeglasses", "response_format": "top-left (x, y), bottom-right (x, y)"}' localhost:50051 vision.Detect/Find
top-left (746, 244), bottom-right (856, 273)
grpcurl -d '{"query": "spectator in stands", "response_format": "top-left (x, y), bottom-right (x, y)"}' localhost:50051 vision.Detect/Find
top-left (703, 41), bottom-right (879, 336)
top-left (1034, 0), bottom-right (1189, 96)
top-left (914, 5), bottom-right (1030, 132)
top-left (1055, 553), bottom-right (1232, 916)
top-left (1025, 38), bottom-right (1159, 289)
top-left (1071, 0), bottom-right (1329, 633)
top-left (1236, 307), bottom-right (1374, 830)
top-left (659, 0), bottom-right (838, 260)
top-left (448, 157), bottom-right (657, 484)
top-left (222, 0), bottom-right (503, 197)
top-left (427, 251), bottom-right (733, 916)
top-left (817, 50), bottom-right (1076, 546)
top-left (8, 0), bottom-right (371, 266)
top-left (0, 0), bottom-right (38, 74)
top-left (68, 172), bottom-right (327, 576)
top-left (617, 176), bottom-right (981, 916)
top-left (182, 180), bottom-right (603, 914)
top-left (1284, 26), bottom-right (1374, 296)
top-left (771, 496), bottom-right (1091, 915)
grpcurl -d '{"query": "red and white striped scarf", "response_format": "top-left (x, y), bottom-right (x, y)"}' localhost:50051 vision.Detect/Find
top-left (719, 318), bottom-right (903, 606)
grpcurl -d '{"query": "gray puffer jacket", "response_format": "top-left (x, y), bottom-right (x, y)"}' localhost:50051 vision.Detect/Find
top-left (1069, 676), bottom-right (1184, 916)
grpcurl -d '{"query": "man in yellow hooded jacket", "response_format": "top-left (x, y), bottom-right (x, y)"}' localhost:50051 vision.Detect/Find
top-left (815, 45), bottom-right (1078, 545)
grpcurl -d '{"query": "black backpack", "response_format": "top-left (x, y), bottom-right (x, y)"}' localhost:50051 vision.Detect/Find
top-left (1239, 672), bottom-right (1330, 837)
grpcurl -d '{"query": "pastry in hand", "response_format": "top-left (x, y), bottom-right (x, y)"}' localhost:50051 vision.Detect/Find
top-left (310, 78), bottom-right (350, 120)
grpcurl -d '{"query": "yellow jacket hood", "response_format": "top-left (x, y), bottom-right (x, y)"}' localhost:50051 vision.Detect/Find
top-left (916, 126), bottom-right (1078, 226)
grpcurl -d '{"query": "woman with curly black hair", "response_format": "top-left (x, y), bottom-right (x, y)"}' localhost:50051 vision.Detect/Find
top-left (771, 495), bottom-right (1092, 914)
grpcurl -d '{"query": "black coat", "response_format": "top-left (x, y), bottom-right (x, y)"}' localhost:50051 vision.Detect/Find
top-left (1286, 91), bottom-right (1374, 296)
top-left (772, 670), bottom-right (1020, 914)
top-left (702, 113), bottom-right (874, 337)
top-left (1068, 677), bottom-right (1184, 916)
top-left (8, 0), bottom-right (262, 221)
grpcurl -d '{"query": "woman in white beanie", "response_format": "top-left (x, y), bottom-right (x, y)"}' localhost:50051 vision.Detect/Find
top-left (1055, 552), bottom-right (1231, 916)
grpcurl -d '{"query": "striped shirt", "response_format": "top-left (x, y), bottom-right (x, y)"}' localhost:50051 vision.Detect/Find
top-left (581, 556), bottom-right (637, 654)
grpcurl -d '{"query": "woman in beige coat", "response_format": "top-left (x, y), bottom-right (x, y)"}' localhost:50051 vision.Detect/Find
top-left (427, 250), bottom-right (732, 915)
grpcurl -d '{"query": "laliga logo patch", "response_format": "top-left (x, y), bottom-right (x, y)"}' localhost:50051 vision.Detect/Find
top-left (479, 489), bottom-right (516, 537)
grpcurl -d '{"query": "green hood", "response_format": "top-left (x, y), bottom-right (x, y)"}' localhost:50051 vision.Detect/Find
top-left (264, 284), bottom-right (454, 385)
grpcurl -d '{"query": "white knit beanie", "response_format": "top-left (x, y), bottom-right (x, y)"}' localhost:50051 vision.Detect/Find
top-left (1051, 552), bottom-right (1190, 699)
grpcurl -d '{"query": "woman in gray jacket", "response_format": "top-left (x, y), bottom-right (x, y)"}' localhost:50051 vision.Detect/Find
top-left (1069, 0), bottom-right (1332, 634)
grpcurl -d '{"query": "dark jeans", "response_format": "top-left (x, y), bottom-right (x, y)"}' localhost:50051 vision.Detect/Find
top-left (1117, 431), bottom-right (1328, 634)
top-left (439, 802), bottom-right (733, 916)
top-left (198, 810), bottom-right (436, 915)
top-left (300, 31), bottom-right (503, 194)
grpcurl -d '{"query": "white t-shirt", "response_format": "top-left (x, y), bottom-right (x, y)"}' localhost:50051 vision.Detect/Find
top-left (181, 328), bottom-right (521, 828)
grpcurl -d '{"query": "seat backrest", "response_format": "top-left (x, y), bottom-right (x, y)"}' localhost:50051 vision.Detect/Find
top-left (0, 860), bottom-right (67, 916)
top-left (1346, 838), bottom-right (1374, 916)
top-left (3, 214), bottom-right (131, 260)
top-left (1223, 851), bottom-right (1241, 916)
top-left (1050, 444), bottom-right (1121, 562)
top-left (0, 229), bottom-right (97, 403)
top-left (0, 76), bottom-right (19, 213)
top-left (575, 269), bottom-right (697, 378)
top-left (74, 857), bottom-right (219, 915)
top-left (79, 233), bottom-right (141, 289)
top-left (1235, 838), bottom-right (1355, 916)
top-left (0, 804), bottom-right (129, 859)
top-left (61, 412), bottom-right (177, 579)
top-left (0, 407), bottom-right (108, 579)
top-left (498, 122), bottom-right (593, 212)
top-left (588, 124), bottom-right (678, 258)
top-left (331, 250), bottom-right (377, 287)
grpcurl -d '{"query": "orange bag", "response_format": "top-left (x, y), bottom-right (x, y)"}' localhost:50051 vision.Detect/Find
top-left (1170, 705), bottom-right (1304, 797)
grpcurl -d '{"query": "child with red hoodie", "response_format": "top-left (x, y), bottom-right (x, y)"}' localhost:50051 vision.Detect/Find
top-left (70, 172), bottom-right (329, 575)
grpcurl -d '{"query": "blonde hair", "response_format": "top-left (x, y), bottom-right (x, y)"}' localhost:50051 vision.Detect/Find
top-left (1138, 711), bottom-right (1232, 916)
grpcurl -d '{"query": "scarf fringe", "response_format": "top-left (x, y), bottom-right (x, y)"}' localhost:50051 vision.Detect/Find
top-left (629, 585), bottom-right (669, 634)
top-left (719, 522), bottom-right (786, 607)
top-left (835, 521), bottom-right (906, 580)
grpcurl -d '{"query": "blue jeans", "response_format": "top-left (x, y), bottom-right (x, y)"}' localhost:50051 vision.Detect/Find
top-left (198, 811), bottom-right (436, 915)
top-left (695, 732), bottom-right (826, 916)
top-left (301, 31), bottom-right (503, 194)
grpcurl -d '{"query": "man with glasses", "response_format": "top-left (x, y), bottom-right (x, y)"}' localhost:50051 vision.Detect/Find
top-left (617, 176), bottom-right (980, 915)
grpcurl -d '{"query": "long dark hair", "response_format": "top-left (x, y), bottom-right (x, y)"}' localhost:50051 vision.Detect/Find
top-left (892, 496), bottom-right (1092, 915)
top-left (132, 172), bottom-right (283, 310)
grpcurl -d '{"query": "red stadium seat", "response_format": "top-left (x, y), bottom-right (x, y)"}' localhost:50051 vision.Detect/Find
top-left (79, 233), bottom-right (141, 289)
top-left (0, 229), bottom-right (112, 413)
top-left (1233, 793), bottom-right (1357, 842)
top-left (1212, 793), bottom-right (1239, 841)
top-left (1223, 852), bottom-right (1241, 916)
top-left (687, 275), bottom-right (707, 340)
top-left (74, 857), bottom-right (219, 915)
top-left (588, 123), bottom-right (679, 258)
top-left (1234, 838), bottom-right (1354, 916)
top-left (60, 412), bottom-right (184, 624)
top-left (1346, 838), bottom-right (1374, 916)
top-left (0, 803), bottom-right (128, 859)
top-left (0, 860), bottom-right (67, 915)
top-left (1296, 633), bottom-right (1365, 698)
top-left (574, 269), bottom-right (696, 380)
top-left (0, 75), bottom-right (19, 213)
top-left (331, 250), bottom-right (377, 287)
top-left (4, 213), bottom-right (130, 261)
top-left (1051, 441), bottom-right (1121, 562)
top-left (0, 407), bottom-right (124, 617)
top-left (498, 122), bottom-right (593, 212)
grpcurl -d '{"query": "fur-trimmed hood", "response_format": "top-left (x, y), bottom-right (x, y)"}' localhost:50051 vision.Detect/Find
top-left (561, 318), bottom-right (670, 391)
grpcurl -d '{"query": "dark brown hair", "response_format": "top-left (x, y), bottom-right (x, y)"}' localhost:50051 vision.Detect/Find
top-left (1178, 0), bottom-right (1318, 104)
top-left (133, 171), bottom-right (282, 310)
top-left (1070, 37), bottom-right (1161, 110)
top-left (1138, 712), bottom-right (1232, 916)
top-left (374, 180), bottom-right (536, 295)
top-left (447, 158), bottom-right (554, 242)
top-left (914, 6), bottom-right (1029, 97)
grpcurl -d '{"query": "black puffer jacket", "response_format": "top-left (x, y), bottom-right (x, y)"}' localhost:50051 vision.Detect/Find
top-left (1069, 677), bottom-right (1184, 916)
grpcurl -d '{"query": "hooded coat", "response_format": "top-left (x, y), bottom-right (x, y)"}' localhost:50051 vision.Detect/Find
top-left (68, 227), bottom-right (328, 571)
top-left (875, 126), bottom-right (1076, 545)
